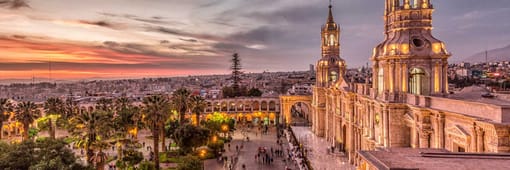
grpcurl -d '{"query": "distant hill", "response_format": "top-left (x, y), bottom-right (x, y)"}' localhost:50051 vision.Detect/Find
top-left (462, 44), bottom-right (510, 63)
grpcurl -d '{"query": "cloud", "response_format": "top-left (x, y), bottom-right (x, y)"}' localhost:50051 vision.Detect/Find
top-left (197, 0), bottom-right (224, 8)
top-left (77, 20), bottom-right (125, 30)
top-left (98, 12), bottom-right (185, 25)
top-left (0, 0), bottom-right (30, 9)
top-left (178, 38), bottom-right (198, 43)
top-left (147, 26), bottom-right (226, 42)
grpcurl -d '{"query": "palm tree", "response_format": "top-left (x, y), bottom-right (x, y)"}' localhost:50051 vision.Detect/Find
top-left (96, 98), bottom-right (113, 112)
top-left (69, 110), bottom-right (113, 165)
top-left (0, 98), bottom-right (13, 140)
top-left (64, 92), bottom-right (78, 120)
top-left (44, 97), bottom-right (64, 139)
top-left (143, 94), bottom-right (170, 170)
top-left (14, 101), bottom-right (41, 141)
top-left (113, 97), bottom-right (140, 159)
top-left (171, 88), bottom-right (190, 124)
top-left (188, 95), bottom-right (206, 126)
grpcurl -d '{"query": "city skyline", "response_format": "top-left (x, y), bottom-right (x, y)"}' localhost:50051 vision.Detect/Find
top-left (1, 0), bottom-right (509, 80)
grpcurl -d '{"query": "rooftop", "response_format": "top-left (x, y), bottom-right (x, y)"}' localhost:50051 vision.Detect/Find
top-left (449, 85), bottom-right (510, 106)
top-left (359, 148), bottom-right (510, 170)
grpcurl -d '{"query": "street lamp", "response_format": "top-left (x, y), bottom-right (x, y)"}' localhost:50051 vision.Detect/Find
top-left (199, 149), bottom-right (207, 158)
top-left (212, 135), bottom-right (217, 143)
top-left (221, 124), bottom-right (229, 138)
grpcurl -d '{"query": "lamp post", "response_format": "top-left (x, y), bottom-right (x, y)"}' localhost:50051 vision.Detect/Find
top-left (221, 124), bottom-right (229, 138)
top-left (199, 149), bottom-right (207, 170)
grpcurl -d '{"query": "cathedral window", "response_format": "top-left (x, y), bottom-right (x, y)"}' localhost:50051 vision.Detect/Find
top-left (377, 68), bottom-right (384, 94)
top-left (330, 71), bottom-right (338, 82)
top-left (409, 68), bottom-right (428, 95)
top-left (329, 34), bottom-right (335, 46)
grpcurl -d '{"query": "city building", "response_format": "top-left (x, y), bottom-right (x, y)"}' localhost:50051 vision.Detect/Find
top-left (304, 0), bottom-right (510, 168)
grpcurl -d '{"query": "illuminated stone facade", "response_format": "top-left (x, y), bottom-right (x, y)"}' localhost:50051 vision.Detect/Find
top-left (311, 1), bottom-right (510, 166)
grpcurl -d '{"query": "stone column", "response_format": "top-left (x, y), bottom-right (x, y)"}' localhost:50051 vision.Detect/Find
top-left (471, 127), bottom-right (478, 152)
top-left (477, 128), bottom-right (484, 152)
top-left (368, 105), bottom-right (374, 139)
top-left (442, 62), bottom-right (448, 93)
top-left (439, 114), bottom-right (445, 148)
top-left (383, 109), bottom-right (390, 147)
top-left (419, 130), bottom-right (431, 148)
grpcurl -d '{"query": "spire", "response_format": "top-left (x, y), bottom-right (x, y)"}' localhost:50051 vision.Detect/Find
top-left (327, 1), bottom-right (334, 23)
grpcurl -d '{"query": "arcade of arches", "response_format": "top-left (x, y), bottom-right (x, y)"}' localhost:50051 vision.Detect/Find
top-left (201, 98), bottom-right (280, 126)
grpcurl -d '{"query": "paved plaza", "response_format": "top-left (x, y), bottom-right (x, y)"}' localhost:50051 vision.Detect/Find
top-left (206, 125), bottom-right (297, 170)
top-left (36, 125), bottom-right (354, 170)
top-left (291, 126), bottom-right (355, 170)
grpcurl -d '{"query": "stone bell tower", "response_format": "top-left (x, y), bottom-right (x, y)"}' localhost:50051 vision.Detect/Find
top-left (372, 0), bottom-right (450, 101)
top-left (313, 3), bottom-right (345, 137)
top-left (316, 3), bottom-right (345, 88)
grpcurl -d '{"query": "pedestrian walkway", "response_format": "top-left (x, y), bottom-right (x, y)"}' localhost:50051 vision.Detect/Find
top-left (212, 125), bottom-right (297, 170)
top-left (291, 126), bottom-right (355, 170)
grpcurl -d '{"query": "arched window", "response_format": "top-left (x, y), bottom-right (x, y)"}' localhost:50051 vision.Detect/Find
top-left (409, 68), bottom-right (428, 95)
top-left (261, 101), bottom-right (268, 111)
top-left (329, 34), bottom-right (335, 46)
top-left (269, 101), bottom-right (276, 111)
top-left (330, 71), bottom-right (338, 82)
top-left (378, 68), bottom-right (384, 94)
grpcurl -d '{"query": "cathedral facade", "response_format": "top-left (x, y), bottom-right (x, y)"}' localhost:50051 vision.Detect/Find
top-left (312, 0), bottom-right (510, 166)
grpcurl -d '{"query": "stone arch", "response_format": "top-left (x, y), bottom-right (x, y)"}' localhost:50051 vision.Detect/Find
top-left (261, 101), bottom-right (268, 111)
top-left (221, 102), bottom-right (227, 112)
top-left (280, 95), bottom-right (313, 125)
top-left (229, 101), bottom-right (236, 112)
top-left (206, 102), bottom-right (212, 112)
top-left (244, 101), bottom-right (252, 112)
top-left (236, 101), bottom-right (243, 112)
top-left (253, 101), bottom-right (260, 111)
top-left (269, 101), bottom-right (276, 111)
top-left (213, 102), bottom-right (220, 112)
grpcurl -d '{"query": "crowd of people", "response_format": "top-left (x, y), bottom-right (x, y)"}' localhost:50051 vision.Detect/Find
top-left (285, 129), bottom-right (310, 170)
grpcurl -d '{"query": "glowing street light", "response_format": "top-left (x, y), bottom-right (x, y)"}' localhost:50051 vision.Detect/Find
top-left (212, 135), bottom-right (217, 143)
top-left (221, 124), bottom-right (229, 138)
top-left (221, 124), bottom-right (229, 132)
top-left (199, 149), bottom-right (207, 158)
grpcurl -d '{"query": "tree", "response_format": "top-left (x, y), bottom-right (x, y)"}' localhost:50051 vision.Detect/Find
top-left (221, 86), bottom-right (234, 98)
top-left (69, 110), bottom-right (113, 166)
top-left (143, 94), bottom-right (170, 170)
top-left (177, 155), bottom-right (202, 170)
top-left (0, 98), bottom-right (12, 140)
top-left (113, 97), bottom-right (141, 159)
top-left (231, 53), bottom-right (243, 96)
top-left (173, 124), bottom-right (210, 154)
top-left (164, 119), bottom-right (179, 148)
top-left (138, 161), bottom-right (156, 170)
top-left (15, 101), bottom-right (41, 141)
top-left (44, 97), bottom-right (65, 139)
top-left (0, 139), bottom-right (90, 170)
top-left (172, 88), bottom-right (190, 125)
top-left (63, 92), bottom-right (78, 121)
top-left (247, 87), bottom-right (263, 97)
top-left (188, 95), bottom-right (206, 126)
top-left (116, 148), bottom-right (143, 169)
top-left (95, 98), bottom-right (113, 112)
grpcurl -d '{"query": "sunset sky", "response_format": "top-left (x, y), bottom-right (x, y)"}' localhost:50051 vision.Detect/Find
top-left (0, 0), bottom-right (509, 80)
